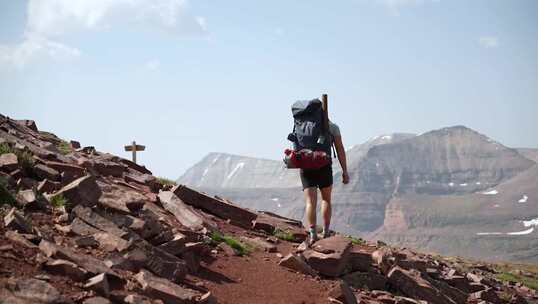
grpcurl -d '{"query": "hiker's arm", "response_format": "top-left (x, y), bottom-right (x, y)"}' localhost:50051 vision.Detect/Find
top-left (333, 135), bottom-right (349, 184)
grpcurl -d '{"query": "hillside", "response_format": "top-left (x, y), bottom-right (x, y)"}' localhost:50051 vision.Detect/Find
top-left (2, 115), bottom-right (538, 303)
top-left (179, 126), bottom-right (538, 263)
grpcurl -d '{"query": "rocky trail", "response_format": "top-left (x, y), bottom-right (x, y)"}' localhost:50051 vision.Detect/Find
top-left (0, 114), bottom-right (537, 304)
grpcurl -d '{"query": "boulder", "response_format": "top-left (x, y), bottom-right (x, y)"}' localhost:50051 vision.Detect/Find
top-left (98, 182), bottom-right (147, 213)
top-left (39, 240), bottom-right (121, 280)
top-left (135, 270), bottom-right (208, 304)
top-left (53, 175), bottom-right (101, 208)
top-left (43, 259), bottom-right (88, 281)
top-left (37, 179), bottom-right (61, 194)
top-left (468, 288), bottom-right (501, 303)
top-left (72, 205), bottom-right (127, 238)
top-left (16, 189), bottom-right (40, 209)
top-left (372, 247), bottom-right (397, 275)
top-left (173, 185), bottom-right (258, 229)
top-left (15, 119), bottom-right (38, 131)
top-left (74, 235), bottom-right (99, 248)
top-left (158, 234), bottom-right (188, 255)
top-left (70, 140), bottom-right (81, 149)
top-left (44, 161), bottom-right (85, 183)
top-left (125, 172), bottom-right (158, 191)
top-left (302, 236), bottom-right (352, 277)
top-left (5, 230), bottom-right (38, 248)
top-left (328, 281), bottom-right (357, 304)
top-left (343, 271), bottom-right (387, 291)
top-left (4, 207), bottom-right (33, 233)
top-left (239, 236), bottom-right (277, 252)
top-left (130, 240), bottom-right (189, 283)
top-left (278, 253), bottom-right (317, 276)
top-left (80, 158), bottom-right (126, 177)
top-left (9, 278), bottom-right (61, 303)
top-left (33, 164), bottom-right (60, 181)
top-left (252, 212), bottom-right (307, 242)
top-left (0, 153), bottom-right (18, 172)
top-left (158, 191), bottom-right (210, 231)
top-left (84, 273), bottom-right (110, 297)
top-left (94, 232), bottom-right (131, 252)
top-left (349, 245), bottom-right (373, 272)
top-left (387, 266), bottom-right (455, 304)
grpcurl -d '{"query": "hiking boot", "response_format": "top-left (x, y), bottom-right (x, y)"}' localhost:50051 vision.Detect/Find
top-left (307, 233), bottom-right (318, 247)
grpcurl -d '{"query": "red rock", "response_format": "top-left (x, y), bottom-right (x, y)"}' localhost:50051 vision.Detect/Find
top-left (387, 266), bottom-right (454, 304)
top-left (70, 140), bottom-right (81, 149)
top-left (0, 153), bottom-right (18, 172)
top-left (328, 280), bottom-right (357, 304)
top-left (39, 240), bottom-right (121, 280)
top-left (15, 119), bottom-right (38, 131)
top-left (53, 175), bottom-right (102, 208)
top-left (72, 205), bottom-right (127, 237)
top-left (135, 270), bottom-right (205, 304)
top-left (372, 247), bottom-right (397, 275)
top-left (302, 236), bottom-right (352, 277)
top-left (44, 161), bottom-right (85, 182)
top-left (120, 158), bottom-right (152, 175)
top-left (98, 181), bottom-right (147, 213)
top-left (173, 185), bottom-right (258, 229)
top-left (16, 177), bottom-right (37, 190)
top-left (84, 273), bottom-right (110, 296)
top-left (343, 271), bottom-right (387, 291)
top-left (44, 259), bottom-right (88, 281)
top-left (4, 207), bottom-right (33, 233)
top-left (158, 234), bottom-right (188, 255)
top-left (37, 179), bottom-right (60, 194)
top-left (80, 157), bottom-right (126, 177)
top-left (253, 212), bottom-right (307, 242)
top-left (130, 240), bottom-right (189, 283)
top-left (349, 245), bottom-right (373, 272)
top-left (9, 278), bottom-right (61, 303)
top-left (468, 288), bottom-right (501, 303)
top-left (239, 236), bottom-right (277, 252)
top-left (158, 191), bottom-right (210, 231)
top-left (278, 253), bottom-right (317, 276)
top-left (33, 164), bottom-right (60, 181)
top-left (5, 230), bottom-right (38, 248)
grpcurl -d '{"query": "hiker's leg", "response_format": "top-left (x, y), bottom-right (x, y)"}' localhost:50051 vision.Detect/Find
top-left (320, 186), bottom-right (332, 237)
top-left (303, 187), bottom-right (318, 229)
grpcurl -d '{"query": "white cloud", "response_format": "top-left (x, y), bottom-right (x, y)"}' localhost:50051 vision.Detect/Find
top-left (377, 0), bottom-right (439, 16)
top-left (479, 36), bottom-right (499, 48)
top-left (0, 35), bottom-right (81, 69)
top-left (26, 0), bottom-right (207, 37)
top-left (145, 59), bottom-right (161, 71)
top-left (1, 0), bottom-right (206, 69)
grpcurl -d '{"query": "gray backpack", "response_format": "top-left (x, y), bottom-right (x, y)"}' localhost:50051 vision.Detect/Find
top-left (287, 99), bottom-right (333, 156)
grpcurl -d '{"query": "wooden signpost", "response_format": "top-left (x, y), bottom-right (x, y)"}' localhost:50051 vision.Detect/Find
top-left (124, 141), bottom-right (145, 164)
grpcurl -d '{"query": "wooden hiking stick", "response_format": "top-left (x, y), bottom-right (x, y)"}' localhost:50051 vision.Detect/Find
top-left (321, 94), bottom-right (329, 141)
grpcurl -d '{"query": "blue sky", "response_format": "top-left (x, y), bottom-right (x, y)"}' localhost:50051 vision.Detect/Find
top-left (1, 0), bottom-right (537, 178)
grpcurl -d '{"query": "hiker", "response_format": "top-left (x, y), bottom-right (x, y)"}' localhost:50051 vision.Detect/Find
top-left (285, 98), bottom-right (349, 245)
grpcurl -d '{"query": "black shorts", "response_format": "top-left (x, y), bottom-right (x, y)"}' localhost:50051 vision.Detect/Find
top-left (300, 164), bottom-right (333, 190)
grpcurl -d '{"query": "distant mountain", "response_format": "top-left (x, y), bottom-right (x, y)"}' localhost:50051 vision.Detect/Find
top-left (178, 152), bottom-right (300, 189)
top-left (178, 126), bottom-right (538, 262)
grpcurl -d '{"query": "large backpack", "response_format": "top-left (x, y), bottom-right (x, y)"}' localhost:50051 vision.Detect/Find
top-left (285, 99), bottom-right (333, 169)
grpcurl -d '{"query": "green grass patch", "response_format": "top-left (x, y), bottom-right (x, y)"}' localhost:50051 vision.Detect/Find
top-left (346, 235), bottom-right (366, 245)
top-left (157, 177), bottom-right (177, 186)
top-left (49, 193), bottom-right (69, 208)
top-left (495, 263), bottom-right (538, 291)
top-left (57, 140), bottom-right (72, 155)
top-left (273, 228), bottom-right (294, 242)
top-left (0, 143), bottom-right (12, 155)
top-left (209, 231), bottom-right (251, 256)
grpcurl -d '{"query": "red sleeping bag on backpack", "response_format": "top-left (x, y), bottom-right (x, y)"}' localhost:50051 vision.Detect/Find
top-left (284, 148), bottom-right (330, 169)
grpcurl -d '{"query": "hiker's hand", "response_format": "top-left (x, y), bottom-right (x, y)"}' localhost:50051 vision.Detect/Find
top-left (342, 171), bottom-right (350, 184)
